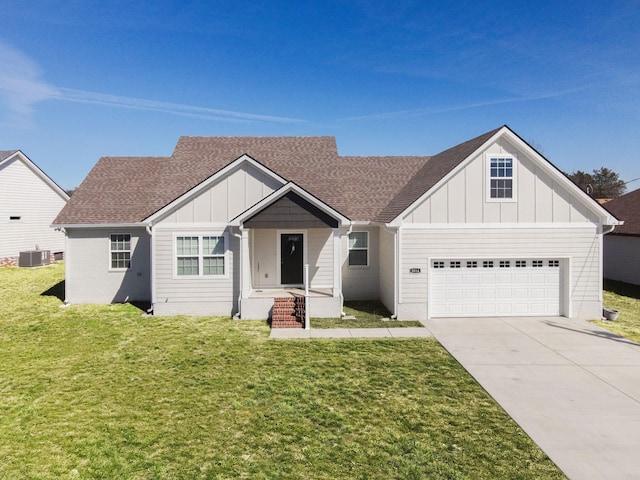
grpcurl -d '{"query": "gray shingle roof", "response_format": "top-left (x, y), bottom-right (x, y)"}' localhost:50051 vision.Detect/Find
top-left (602, 188), bottom-right (640, 236)
top-left (54, 128), bottom-right (503, 225)
top-left (0, 150), bottom-right (18, 162)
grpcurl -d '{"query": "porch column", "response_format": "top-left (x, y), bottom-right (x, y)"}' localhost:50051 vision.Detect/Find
top-left (333, 228), bottom-right (341, 297)
top-left (240, 227), bottom-right (252, 298)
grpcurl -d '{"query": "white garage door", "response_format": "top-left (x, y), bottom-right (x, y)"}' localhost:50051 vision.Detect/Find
top-left (430, 259), bottom-right (561, 317)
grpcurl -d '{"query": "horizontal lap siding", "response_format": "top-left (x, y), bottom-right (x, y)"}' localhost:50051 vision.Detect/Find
top-left (154, 227), bottom-right (238, 316)
top-left (307, 229), bottom-right (333, 287)
top-left (66, 228), bottom-right (151, 304)
top-left (0, 158), bottom-right (67, 258)
top-left (604, 235), bottom-right (640, 286)
top-left (400, 226), bottom-right (601, 319)
top-left (342, 227), bottom-right (380, 300)
top-left (379, 228), bottom-right (395, 313)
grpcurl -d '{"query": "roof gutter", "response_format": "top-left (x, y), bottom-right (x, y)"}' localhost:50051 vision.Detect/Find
top-left (51, 223), bottom-right (150, 229)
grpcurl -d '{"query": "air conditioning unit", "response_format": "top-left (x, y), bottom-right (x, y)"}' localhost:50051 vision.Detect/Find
top-left (19, 250), bottom-right (51, 267)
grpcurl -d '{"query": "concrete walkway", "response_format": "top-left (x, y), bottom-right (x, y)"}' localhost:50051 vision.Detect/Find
top-left (426, 317), bottom-right (640, 480)
top-left (269, 327), bottom-right (432, 339)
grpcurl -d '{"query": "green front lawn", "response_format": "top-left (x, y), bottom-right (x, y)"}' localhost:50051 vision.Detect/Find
top-left (0, 264), bottom-right (564, 479)
top-left (311, 300), bottom-right (424, 328)
top-left (597, 279), bottom-right (640, 344)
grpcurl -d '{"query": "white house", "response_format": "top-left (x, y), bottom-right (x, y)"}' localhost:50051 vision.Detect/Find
top-left (603, 188), bottom-right (640, 285)
top-left (0, 150), bottom-right (69, 265)
top-left (53, 126), bottom-right (620, 323)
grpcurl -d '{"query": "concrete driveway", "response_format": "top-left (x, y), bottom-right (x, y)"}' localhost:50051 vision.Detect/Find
top-left (425, 316), bottom-right (640, 480)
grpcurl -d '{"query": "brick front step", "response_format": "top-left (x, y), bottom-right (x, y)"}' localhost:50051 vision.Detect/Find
top-left (271, 297), bottom-right (306, 328)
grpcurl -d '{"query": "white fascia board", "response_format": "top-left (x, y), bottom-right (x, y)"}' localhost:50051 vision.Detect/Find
top-left (51, 223), bottom-right (148, 229)
top-left (389, 126), bottom-right (622, 227)
top-left (498, 128), bottom-right (622, 226)
top-left (229, 181), bottom-right (351, 227)
top-left (4, 150), bottom-right (70, 202)
top-left (143, 154), bottom-right (287, 224)
top-left (152, 222), bottom-right (230, 230)
top-left (400, 222), bottom-right (599, 230)
top-left (389, 127), bottom-right (508, 227)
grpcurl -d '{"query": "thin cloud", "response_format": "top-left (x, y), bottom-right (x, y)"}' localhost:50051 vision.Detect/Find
top-left (0, 42), bottom-right (60, 117)
top-left (341, 89), bottom-right (586, 122)
top-left (0, 41), bottom-right (303, 125)
top-left (52, 88), bottom-right (303, 123)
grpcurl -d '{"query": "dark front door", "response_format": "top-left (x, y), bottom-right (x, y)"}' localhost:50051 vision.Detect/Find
top-left (280, 233), bottom-right (304, 285)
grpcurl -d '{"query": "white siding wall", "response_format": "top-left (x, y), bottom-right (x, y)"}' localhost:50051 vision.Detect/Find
top-left (341, 226), bottom-right (380, 300)
top-left (251, 229), bottom-right (277, 288)
top-left (403, 137), bottom-right (598, 225)
top-left (151, 162), bottom-right (285, 315)
top-left (307, 229), bottom-right (334, 287)
top-left (65, 227), bottom-right (151, 304)
top-left (153, 225), bottom-right (238, 316)
top-left (604, 235), bottom-right (640, 285)
top-left (378, 227), bottom-right (396, 315)
top-left (398, 226), bottom-right (602, 320)
top-left (250, 228), bottom-right (334, 288)
top-left (0, 157), bottom-right (67, 258)
top-left (162, 163), bottom-right (282, 224)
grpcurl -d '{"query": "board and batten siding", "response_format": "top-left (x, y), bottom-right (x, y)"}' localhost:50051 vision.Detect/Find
top-left (0, 156), bottom-right (67, 258)
top-left (397, 226), bottom-right (601, 320)
top-left (402, 137), bottom-right (598, 225)
top-left (160, 163), bottom-right (282, 224)
top-left (65, 227), bottom-right (151, 304)
top-left (341, 226), bottom-right (380, 300)
top-left (153, 225), bottom-right (239, 316)
top-left (604, 235), bottom-right (640, 286)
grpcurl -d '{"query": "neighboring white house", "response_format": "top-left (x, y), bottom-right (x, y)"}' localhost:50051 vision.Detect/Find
top-left (53, 126), bottom-right (620, 321)
top-left (0, 150), bottom-right (69, 264)
top-left (603, 188), bottom-right (640, 285)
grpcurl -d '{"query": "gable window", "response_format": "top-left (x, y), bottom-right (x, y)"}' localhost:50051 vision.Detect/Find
top-left (488, 156), bottom-right (516, 200)
top-left (348, 231), bottom-right (368, 266)
top-left (110, 234), bottom-right (131, 270)
top-left (176, 234), bottom-right (226, 277)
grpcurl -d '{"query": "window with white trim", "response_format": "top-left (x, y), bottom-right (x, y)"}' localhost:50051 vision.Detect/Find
top-left (176, 234), bottom-right (226, 276)
top-left (348, 231), bottom-right (368, 266)
top-left (488, 156), bottom-right (515, 200)
top-left (110, 233), bottom-right (131, 270)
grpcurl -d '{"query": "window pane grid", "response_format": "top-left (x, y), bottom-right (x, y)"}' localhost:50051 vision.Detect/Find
top-left (110, 234), bottom-right (131, 269)
top-left (489, 157), bottom-right (514, 199)
top-left (177, 235), bottom-right (225, 276)
top-left (111, 252), bottom-right (130, 269)
top-left (348, 232), bottom-right (368, 266)
top-left (177, 257), bottom-right (199, 276)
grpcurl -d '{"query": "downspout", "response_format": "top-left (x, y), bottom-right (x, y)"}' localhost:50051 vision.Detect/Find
top-left (382, 223), bottom-right (399, 319)
top-left (599, 222), bottom-right (618, 318)
top-left (145, 224), bottom-right (155, 314)
top-left (233, 226), bottom-right (243, 319)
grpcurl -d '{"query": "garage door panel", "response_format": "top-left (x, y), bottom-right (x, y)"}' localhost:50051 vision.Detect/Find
top-left (430, 258), bottom-right (561, 318)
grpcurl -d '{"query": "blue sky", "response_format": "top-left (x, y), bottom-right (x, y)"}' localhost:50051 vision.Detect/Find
top-left (1, 0), bottom-right (639, 190)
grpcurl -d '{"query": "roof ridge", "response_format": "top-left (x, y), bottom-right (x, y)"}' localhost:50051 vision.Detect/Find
top-left (375, 126), bottom-right (504, 222)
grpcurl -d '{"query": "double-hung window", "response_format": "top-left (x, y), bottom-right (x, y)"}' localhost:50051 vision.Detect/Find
top-left (176, 234), bottom-right (226, 277)
top-left (348, 231), bottom-right (368, 266)
top-left (110, 233), bottom-right (131, 270)
top-left (488, 156), bottom-right (515, 200)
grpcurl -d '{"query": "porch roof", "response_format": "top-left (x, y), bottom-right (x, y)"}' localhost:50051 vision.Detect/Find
top-left (230, 182), bottom-right (350, 228)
